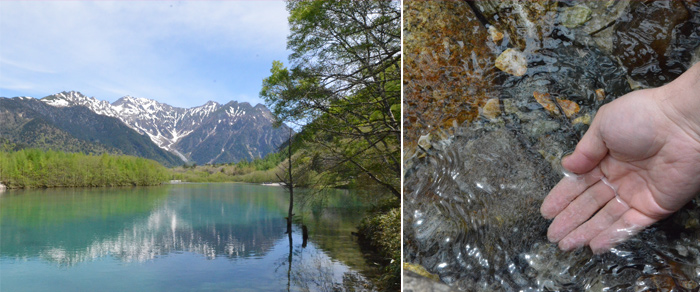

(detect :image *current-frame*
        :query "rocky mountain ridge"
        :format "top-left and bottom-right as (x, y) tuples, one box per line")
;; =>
(10, 91), (289, 165)
(0, 96), (183, 166)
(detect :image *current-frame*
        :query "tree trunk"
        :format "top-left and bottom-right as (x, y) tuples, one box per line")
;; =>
(286, 230), (292, 292)
(286, 128), (294, 234)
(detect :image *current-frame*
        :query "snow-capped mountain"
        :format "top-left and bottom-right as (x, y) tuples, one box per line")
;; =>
(41, 91), (290, 165)
(0, 96), (183, 167)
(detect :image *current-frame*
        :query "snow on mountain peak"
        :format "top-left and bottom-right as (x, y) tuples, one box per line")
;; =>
(226, 106), (245, 119)
(42, 91), (96, 108)
(36, 91), (280, 163)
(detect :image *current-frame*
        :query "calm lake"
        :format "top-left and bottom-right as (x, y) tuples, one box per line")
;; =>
(0, 183), (380, 291)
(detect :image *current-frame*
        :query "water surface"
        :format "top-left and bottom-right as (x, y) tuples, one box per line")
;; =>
(1, 183), (377, 291)
(403, 1), (700, 291)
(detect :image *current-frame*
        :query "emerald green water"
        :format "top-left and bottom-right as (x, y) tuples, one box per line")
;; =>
(0, 183), (378, 291)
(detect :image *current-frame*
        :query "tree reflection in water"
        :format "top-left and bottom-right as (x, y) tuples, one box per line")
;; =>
(278, 226), (374, 292)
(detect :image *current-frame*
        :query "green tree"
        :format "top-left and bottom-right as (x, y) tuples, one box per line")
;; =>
(261, 0), (400, 197)
(0, 149), (168, 189)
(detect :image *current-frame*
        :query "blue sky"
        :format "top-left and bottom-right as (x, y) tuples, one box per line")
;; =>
(0, 1), (290, 108)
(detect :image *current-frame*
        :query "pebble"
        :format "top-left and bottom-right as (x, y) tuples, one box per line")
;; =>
(495, 48), (527, 76)
(533, 91), (580, 118)
(417, 134), (432, 150)
(558, 99), (580, 118)
(595, 88), (606, 101)
(572, 114), (592, 125)
(481, 98), (501, 119)
(488, 26), (504, 42)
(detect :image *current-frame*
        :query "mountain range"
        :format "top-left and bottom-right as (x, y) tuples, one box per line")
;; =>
(0, 91), (291, 166)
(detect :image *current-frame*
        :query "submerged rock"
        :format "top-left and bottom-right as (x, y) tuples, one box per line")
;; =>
(613, 0), (700, 88)
(403, 270), (459, 292)
(569, 0), (631, 35)
(532, 91), (580, 118)
(560, 4), (592, 28)
(403, 1), (498, 154)
(473, 0), (558, 51)
(480, 98), (501, 120)
(488, 26), (504, 43)
(495, 48), (528, 76)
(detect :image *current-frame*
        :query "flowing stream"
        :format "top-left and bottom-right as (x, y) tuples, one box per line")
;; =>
(404, 1), (700, 291)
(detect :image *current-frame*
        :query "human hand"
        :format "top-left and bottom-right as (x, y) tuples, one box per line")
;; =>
(540, 69), (700, 254)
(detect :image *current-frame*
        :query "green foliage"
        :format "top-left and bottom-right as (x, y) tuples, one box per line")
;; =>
(260, 0), (401, 197)
(235, 151), (285, 171)
(358, 207), (401, 290)
(0, 149), (168, 188)
(169, 151), (286, 183)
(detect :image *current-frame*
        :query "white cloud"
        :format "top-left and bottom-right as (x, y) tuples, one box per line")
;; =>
(0, 1), (290, 107)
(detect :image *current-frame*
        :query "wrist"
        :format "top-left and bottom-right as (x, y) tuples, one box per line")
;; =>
(656, 62), (700, 144)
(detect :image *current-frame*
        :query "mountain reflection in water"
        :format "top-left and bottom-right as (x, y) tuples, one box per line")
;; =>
(0, 184), (376, 292)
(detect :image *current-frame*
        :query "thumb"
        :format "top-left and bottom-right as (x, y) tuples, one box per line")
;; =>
(563, 119), (608, 174)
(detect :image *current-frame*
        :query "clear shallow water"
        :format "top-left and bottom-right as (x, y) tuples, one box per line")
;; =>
(403, 1), (700, 291)
(0, 183), (376, 292)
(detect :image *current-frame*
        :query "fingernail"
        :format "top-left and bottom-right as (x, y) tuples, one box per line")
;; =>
(561, 150), (574, 160)
(591, 246), (608, 255)
(560, 151), (578, 173)
(558, 239), (571, 251)
(547, 230), (561, 243)
(540, 206), (554, 219)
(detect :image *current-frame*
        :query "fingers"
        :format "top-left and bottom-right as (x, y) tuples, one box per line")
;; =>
(555, 196), (657, 254)
(588, 209), (657, 254)
(562, 113), (609, 174)
(540, 167), (604, 219)
(546, 180), (616, 242)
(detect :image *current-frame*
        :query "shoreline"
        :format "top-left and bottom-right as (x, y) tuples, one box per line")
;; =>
(261, 182), (284, 187)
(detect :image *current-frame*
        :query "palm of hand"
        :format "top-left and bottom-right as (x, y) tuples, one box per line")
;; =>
(541, 89), (700, 253)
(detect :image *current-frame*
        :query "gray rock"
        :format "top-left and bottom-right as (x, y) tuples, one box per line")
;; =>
(403, 271), (460, 292)
(576, 0), (630, 35)
(560, 5), (592, 28)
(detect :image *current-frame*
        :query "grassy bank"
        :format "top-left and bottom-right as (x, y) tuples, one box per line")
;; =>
(0, 148), (168, 188)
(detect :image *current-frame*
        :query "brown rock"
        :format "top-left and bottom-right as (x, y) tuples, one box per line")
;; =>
(473, 0), (558, 51)
(403, 0), (498, 152)
(533, 91), (557, 113)
(595, 88), (605, 101)
(481, 98), (501, 119)
(558, 99), (580, 118)
(488, 26), (504, 42)
(635, 274), (677, 292)
(613, 0), (695, 87)
(572, 114), (592, 125)
(533, 91), (580, 117)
